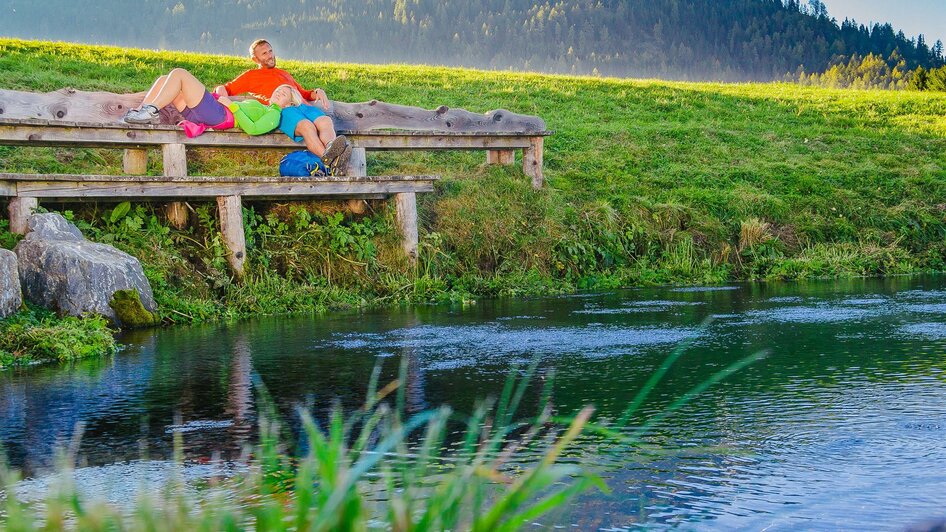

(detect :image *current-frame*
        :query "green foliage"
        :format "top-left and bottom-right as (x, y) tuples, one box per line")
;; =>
(796, 51), (946, 92)
(0, 218), (22, 250)
(0, 306), (117, 369)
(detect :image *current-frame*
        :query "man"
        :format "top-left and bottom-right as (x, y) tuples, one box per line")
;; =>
(215, 39), (350, 173)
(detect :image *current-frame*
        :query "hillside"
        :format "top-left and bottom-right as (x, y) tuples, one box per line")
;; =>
(1, 0), (943, 81)
(1, 38), (946, 321)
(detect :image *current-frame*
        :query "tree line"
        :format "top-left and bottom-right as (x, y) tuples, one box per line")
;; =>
(2, 0), (943, 83)
(794, 52), (946, 91)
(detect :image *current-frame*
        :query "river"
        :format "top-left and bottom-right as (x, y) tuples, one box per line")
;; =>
(3, 276), (946, 529)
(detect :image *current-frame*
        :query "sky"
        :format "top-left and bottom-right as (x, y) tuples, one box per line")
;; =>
(820, 0), (946, 46)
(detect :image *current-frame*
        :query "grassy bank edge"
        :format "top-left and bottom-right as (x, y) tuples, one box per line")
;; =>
(0, 305), (117, 370)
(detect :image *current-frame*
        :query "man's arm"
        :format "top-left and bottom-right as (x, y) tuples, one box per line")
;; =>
(308, 88), (330, 110)
(214, 85), (230, 97)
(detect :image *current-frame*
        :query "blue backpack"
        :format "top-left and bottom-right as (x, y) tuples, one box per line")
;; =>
(279, 150), (329, 177)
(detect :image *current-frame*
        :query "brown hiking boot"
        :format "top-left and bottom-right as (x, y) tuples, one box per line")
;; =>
(322, 135), (348, 166)
(329, 144), (353, 176)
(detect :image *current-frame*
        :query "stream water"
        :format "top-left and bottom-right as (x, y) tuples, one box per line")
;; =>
(3, 276), (946, 529)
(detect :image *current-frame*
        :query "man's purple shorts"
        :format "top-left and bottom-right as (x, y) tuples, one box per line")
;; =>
(181, 90), (228, 127)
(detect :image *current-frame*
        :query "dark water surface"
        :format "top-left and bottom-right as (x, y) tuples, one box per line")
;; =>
(4, 276), (946, 529)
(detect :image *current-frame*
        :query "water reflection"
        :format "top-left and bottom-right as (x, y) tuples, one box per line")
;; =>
(2, 276), (946, 529)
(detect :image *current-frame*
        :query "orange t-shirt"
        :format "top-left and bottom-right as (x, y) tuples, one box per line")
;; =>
(222, 68), (314, 105)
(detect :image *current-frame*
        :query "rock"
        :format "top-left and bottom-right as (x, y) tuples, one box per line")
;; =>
(0, 249), (22, 318)
(14, 213), (156, 323)
(109, 289), (160, 328)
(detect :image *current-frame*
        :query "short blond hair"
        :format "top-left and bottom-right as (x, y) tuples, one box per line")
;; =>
(249, 39), (270, 56)
(273, 84), (304, 106)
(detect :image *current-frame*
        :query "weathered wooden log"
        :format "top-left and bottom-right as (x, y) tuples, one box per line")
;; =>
(123, 148), (148, 175)
(523, 137), (545, 189)
(8, 197), (38, 235)
(0, 88), (184, 124)
(162, 144), (189, 228)
(217, 195), (246, 279)
(394, 192), (418, 264)
(487, 149), (515, 165)
(0, 88), (546, 133)
(329, 101), (546, 133)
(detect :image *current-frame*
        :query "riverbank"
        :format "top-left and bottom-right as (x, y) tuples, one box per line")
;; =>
(1, 38), (945, 326)
(0, 305), (116, 369)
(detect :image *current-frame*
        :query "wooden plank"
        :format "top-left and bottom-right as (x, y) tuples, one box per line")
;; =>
(349, 147), (367, 177)
(486, 149), (515, 165)
(0, 122), (541, 149)
(8, 197), (38, 235)
(394, 192), (418, 264)
(123, 148), (148, 175)
(0, 118), (551, 136)
(523, 136), (545, 189)
(12, 180), (436, 199)
(217, 195), (246, 279)
(162, 143), (189, 228)
(0, 173), (439, 183)
(5, 194), (392, 204)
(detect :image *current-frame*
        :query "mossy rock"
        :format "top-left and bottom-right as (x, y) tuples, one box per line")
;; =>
(109, 289), (160, 328)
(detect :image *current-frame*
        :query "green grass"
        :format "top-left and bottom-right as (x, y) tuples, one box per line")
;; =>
(0, 305), (117, 369)
(2, 38), (946, 322)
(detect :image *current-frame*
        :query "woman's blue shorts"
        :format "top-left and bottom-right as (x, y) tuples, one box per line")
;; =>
(279, 104), (328, 142)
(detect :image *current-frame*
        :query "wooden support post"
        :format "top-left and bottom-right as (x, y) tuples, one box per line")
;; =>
(394, 192), (418, 264)
(523, 136), (544, 189)
(8, 197), (38, 235)
(216, 195), (246, 279)
(346, 199), (368, 215)
(348, 146), (367, 177)
(162, 143), (189, 229)
(122, 148), (148, 175)
(486, 149), (515, 165)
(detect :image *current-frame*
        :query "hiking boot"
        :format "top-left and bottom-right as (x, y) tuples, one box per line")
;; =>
(123, 104), (161, 125)
(322, 135), (348, 166)
(329, 144), (353, 176)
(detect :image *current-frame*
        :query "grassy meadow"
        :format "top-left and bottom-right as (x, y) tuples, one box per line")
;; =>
(1, 38), (946, 322)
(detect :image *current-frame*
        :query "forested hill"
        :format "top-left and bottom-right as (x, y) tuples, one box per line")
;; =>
(3, 0), (944, 81)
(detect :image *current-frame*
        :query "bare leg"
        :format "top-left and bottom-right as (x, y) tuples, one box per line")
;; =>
(141, 75), (169, 103)
(295, 120), (327, 157)
(313, 116), (336, 147)
(140, 68), (208, 112)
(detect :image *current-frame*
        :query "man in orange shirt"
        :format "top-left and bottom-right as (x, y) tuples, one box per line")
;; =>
(214, 39), (329, 107)
(215, 39), (350, 173)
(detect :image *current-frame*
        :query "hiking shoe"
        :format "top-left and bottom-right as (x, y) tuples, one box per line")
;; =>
(123, 104), (161, 125)
(329, 144), (353, 176)
(322, 135), (348, 166)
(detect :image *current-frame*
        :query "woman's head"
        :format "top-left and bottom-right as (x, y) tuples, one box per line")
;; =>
(271, 84), (303, 107)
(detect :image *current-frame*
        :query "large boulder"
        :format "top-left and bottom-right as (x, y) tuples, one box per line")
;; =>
(14, 213), (156, 322)
(0, 249), (22, 318)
